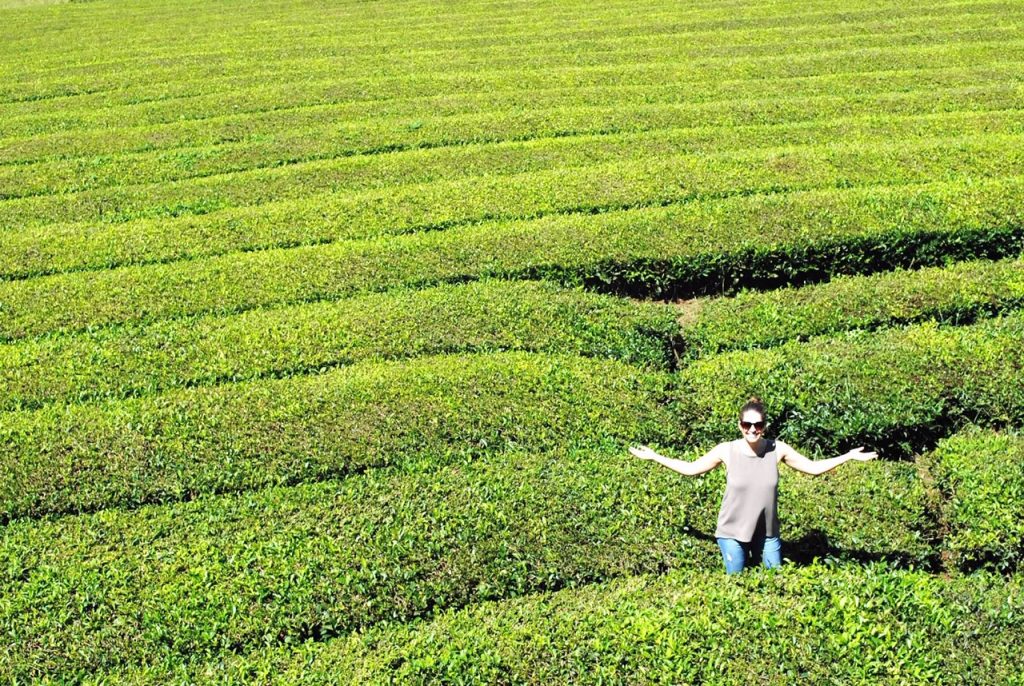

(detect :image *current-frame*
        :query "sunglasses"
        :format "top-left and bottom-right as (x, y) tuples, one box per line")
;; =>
(739, 421), (765, 432)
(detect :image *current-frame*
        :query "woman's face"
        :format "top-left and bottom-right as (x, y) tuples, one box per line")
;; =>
(738, 410), (765, 443)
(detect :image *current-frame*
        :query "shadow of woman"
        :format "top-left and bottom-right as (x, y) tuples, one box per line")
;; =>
(674, 523), (938, 571)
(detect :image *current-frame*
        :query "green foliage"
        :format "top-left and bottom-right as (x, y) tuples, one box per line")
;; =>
(683, 256), (1024, 356)
(6, 103), (1024, 234)
(924, 427), (1024, 572)
(86, 564), (1024, 685)
(0, 352), (678, 520)
(4, 176), (1024, 340)
(675, 312), (1024, 454)
(4, 21), (1019, 148)
(0, 280), (678, 411)
(4, 0), (1024, 681)
(0, 448), (929, 679)
(2, 82), (1021, 201)
(6, 131), (1024, 279)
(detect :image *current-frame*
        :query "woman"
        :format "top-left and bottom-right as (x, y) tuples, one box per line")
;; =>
(629, 397), (877, 574)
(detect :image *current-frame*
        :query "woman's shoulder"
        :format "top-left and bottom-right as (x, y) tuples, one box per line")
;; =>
(714, 440), (739, 460)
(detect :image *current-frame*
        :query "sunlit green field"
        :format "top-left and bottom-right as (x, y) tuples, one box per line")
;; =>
(1, 0), (1023, 682)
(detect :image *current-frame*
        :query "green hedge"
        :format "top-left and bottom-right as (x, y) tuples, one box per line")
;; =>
(0, 447), (929, 680)
(682, 256), (1024, 357)
(6, 125), (1023, 238)
(5, 19), (1017, 134)
(4, 3), (1009, 110)
(922, 427), (1024, 572)
(4, 63), (1017, 168)
(6, 308), (1018, 523)
(675, 312), (1024, 455)
(4, 176), (1024, 340)
(8, 130), (1024, 282)
(0, 280), (677, 412)
(6, 15), (1011, 138)
(0, 352), (679, 520)
(5, 75), (1021, 201)
(99, 563), (1023, 686)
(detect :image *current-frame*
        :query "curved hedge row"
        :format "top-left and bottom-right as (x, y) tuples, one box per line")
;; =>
(682, 255), (1024, 356)
(4, 63), (1017, 166)
(8, 113), (1024, 281)
(3, 0), (995, 69)
(4, 3), (1009, 108)
(5, 125), (1022, 235)
(3, 175), (1023, 340)
(6, 16), (1013, 139)
(3, 308), (1021, 524)
(0, 280), (677, 412)
(4, 76), (1021, 201)
(675, 312), (1024, 454)
(922, 427), (1024, 572)
(102, 563), (1021, 685)
(3, 255), (1020, 416)
(5, 22), (1018, 128)
(0, 352), (680, 521)
(0, 447), (928, 680)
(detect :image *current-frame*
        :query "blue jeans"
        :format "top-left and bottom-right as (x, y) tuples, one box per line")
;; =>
(717, 536), (782, 574)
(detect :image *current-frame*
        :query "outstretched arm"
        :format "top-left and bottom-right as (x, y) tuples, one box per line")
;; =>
(629, 444), (724, 476)
(779, 441), (878, 476)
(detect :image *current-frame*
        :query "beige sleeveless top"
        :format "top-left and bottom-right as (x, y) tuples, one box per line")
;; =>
(714, 439), (780, 542)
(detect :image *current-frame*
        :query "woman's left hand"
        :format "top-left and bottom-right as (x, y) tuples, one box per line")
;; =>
(844, 447), (878, 461)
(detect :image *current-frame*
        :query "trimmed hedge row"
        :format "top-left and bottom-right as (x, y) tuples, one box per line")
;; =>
(5, 112), (1023, 232)
(2, 0), (993, 63)
(7, 99), (1023, 204)
(5, 16), (1017, 121)
(3, 254), (1021, 416)
(3, 175), (1024, 340)
(7, 18), (1011, 123)
(4, 308), (1022, 524)
(7, 20), (1014, 115)
(4, 63), (1019, 167)
(675, 312), (1024, 454)
(0, 447), (929, 680)
(682, 255), (1024, 356)
(0, 280), (678, 412)
(0, 352), (680, 521)
(5, 1), (1007, 97)
(99, 563), (1023, 685)
(922, 427), (1024, 572)
(3, 9), (1014, 138)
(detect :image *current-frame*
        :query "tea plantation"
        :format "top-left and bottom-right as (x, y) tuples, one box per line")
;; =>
(1, 0), (1023, 682)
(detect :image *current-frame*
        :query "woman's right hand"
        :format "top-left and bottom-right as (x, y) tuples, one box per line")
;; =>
(629, 445), (660, 460)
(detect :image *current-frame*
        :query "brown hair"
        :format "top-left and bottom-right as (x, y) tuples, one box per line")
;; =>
(739, 396), (766, 421)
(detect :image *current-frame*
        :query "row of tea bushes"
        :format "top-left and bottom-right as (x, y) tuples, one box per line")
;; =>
(6, 76), (1022, 201)
(0, 280), (678, 412)
(5, 1), (1009, 107)
(6, 19), (1017, 131)
(676, 312), (1024, 453)
(923, 428), (1024, 572)
(100, 562), (1020, 685)
(682, 255), (1024, 356)
(0, 352), (678, 521)
(9, 141), (1024, 282)
(0, 447), (929, 680)
(3, 0), (997, 66)
(3, 253), (1021, 413)
(5, 62), (1018, 166)
(4, 175), (1024, 339)
(4, 309), (1022, 522)
(6, 126), (1023, 237)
